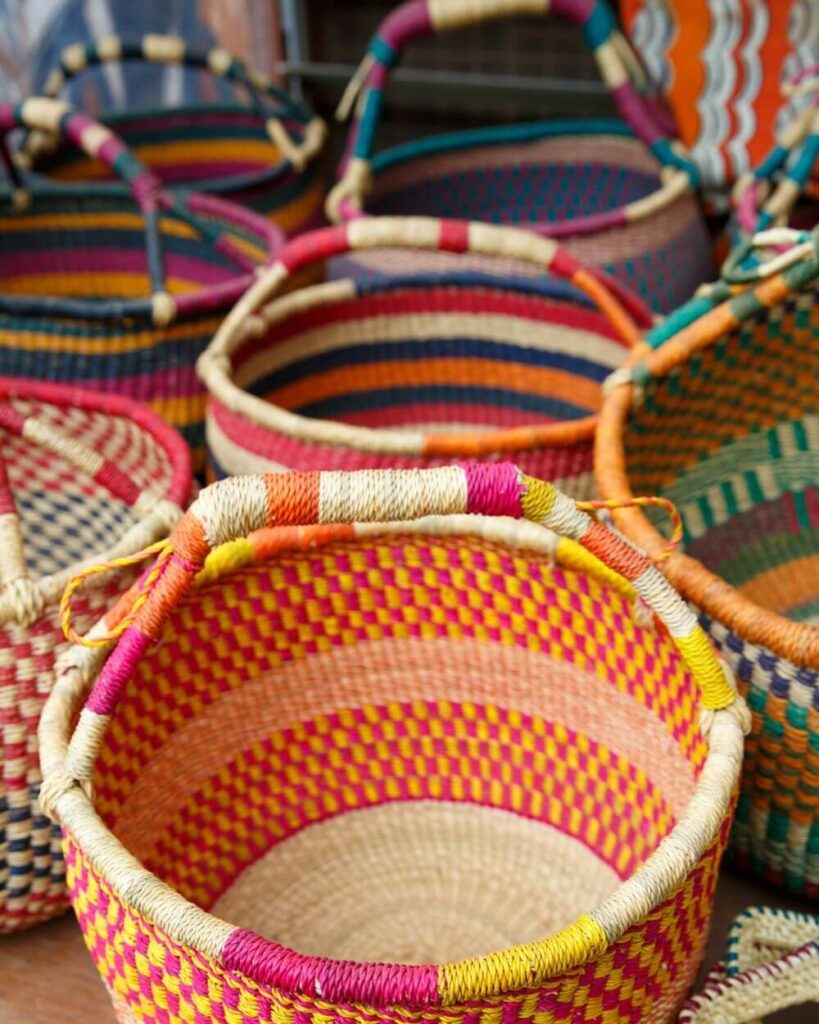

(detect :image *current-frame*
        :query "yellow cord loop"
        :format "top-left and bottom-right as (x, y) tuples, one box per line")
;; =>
(576, 495), (684, 562)
(60, 540), (173, 648)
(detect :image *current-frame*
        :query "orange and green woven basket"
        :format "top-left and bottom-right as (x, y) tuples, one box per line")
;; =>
(597, 225), (819, 896)
(41, 464), (746, 1023)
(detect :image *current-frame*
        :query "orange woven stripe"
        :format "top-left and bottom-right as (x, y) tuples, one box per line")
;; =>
(264, 472), (320, 526)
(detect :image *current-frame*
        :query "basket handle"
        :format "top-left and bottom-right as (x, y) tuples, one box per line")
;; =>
(31, 34), (325, 174)
(678, 908), (819, 1023)
(198, 218), (651, 403)
(60, 463), (738, 789)
(327, 0), (697, 223)
(0, 99), (272, 325)
(732, 100), (819, 235)
(0, 396), (186, 626)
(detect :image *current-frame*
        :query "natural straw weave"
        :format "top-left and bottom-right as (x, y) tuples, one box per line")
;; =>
(40, 464), (746, 1024)
(24, 34), (327, 237)
(596, 226), (819, 895)
(0, 377), (191, 933)
(679, 906), (819, 1022)
(199, 216), (648, 497)
(326, 0), (712, 314)
(0, 98), (281, 472)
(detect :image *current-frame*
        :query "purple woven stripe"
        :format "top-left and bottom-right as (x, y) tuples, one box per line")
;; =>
(551, 0), (595, 20)
(4, 247), (237, 286)
(611, 83), (663, 148)
(383, 0), (431, 49)
(68, 367), (201, 403)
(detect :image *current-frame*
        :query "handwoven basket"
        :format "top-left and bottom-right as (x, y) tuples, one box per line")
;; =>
(40, 464), (745, 1024)
(0, 376), (191, 933)
(23, 34), (327, 237)
(679, 906), (819, 1022)
(0, 98), (281, 471)
(596, 226), (819, 895)
(198, 216), (648, 497)
(326, 0), (713, 314)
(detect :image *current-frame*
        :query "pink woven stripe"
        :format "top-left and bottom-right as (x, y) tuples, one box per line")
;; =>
(93, 461), (142, 506)
(76, 367), (200, 403)
(464, 463), (522, 517)
(0, 402), (27, 436)
(3, 248), (236, 287)
(381, 0), (431, 49)
(325, 403), (566, 430)
(86, 627), (153, 715)
(611, 82), (662, 148)
(278, 225), (349, 272)
(223, 930), (440, 1007)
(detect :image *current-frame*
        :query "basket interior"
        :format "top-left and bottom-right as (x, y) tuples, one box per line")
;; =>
(231, 278), (631, 433)
(3, 396), (173, 576)
(622, 283), (819, 625)
(0, 193), (252, 302)
(369, 132), (662, 226)
(31, 108), (298, 187)
(93, 533), (706, 965)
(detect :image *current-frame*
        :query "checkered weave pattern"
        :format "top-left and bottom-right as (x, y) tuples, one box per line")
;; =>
(29, 35), (326, 238)
(42, 465), (744, 1022)
(0, 379), (191, 932)
(327, 0), (713, 314)
(0, 99), (281, 473)
(200, 218), (646, 498)
(596, 232), (819, 895)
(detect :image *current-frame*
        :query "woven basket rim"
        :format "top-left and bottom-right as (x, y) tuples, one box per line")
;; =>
(0, 375), (191, 619)
(41, 466), (745, 1010)
(595, 257), (819, 670)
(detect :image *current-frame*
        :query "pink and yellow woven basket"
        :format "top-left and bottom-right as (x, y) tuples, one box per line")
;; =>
(41, 464), (746, 1023)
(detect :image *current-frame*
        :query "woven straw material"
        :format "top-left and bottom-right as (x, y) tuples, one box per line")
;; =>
(40, 464), (745, 1023)
(596, 240), (819, 895)
(200, 218), (646, 497)
(0, 100), (281, 473)
(333, 132), (712, 315)
(0, 380), (191, 933)
(28, 35), (327, 238)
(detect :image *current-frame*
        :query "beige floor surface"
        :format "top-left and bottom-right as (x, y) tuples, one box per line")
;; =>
(0, 865), (812, 1023)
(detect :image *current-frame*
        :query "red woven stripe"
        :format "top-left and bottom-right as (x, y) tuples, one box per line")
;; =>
(93, 461), (142, 507)
(0, 403), (27, 437)
(278, 225), (350, 272)
(438, 220), (470, 253)
(0, 457), (16, 516)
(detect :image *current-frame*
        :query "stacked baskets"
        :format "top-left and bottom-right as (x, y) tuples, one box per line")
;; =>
(0, 97), (281, 470)
(0, 377), (191, 933)
(40, 465), (746, 1023)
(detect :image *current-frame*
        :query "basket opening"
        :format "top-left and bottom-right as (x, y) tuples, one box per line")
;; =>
(2, 397), (173, 576)
(0, 196), (249, 303)
(369, 133), (661, 228)
(622, 287), (819, 624)
(232, 280), (630, 434)
(93, 534), (706, 966)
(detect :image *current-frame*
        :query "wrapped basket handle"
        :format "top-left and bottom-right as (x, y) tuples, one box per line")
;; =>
(679, 908), (819, 1022)
(61, 463), (739, 776)
(31, 34), (325, 174)
(0, 99), (275, 325)
(0, 386), (190, 628)
(327, 0), (697, 224)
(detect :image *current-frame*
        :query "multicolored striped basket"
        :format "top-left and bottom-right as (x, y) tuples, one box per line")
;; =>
(22, 34), (327, 237)
(596, 225), (819, 896)
(40, 464), (746, 1024)
(0, 376), (191, 934)
(0, 97), (281, 471)
(326, 0), (713, 314)
(679, 906), (819, 1022)
(198, 216), (649, 497)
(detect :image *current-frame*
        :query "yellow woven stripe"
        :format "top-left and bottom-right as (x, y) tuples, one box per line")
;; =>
(555, 537), (637, 602)
(439, 913), (608, 1004)
(2, 272), (202, 297)
(147, 394), (206, 428)
(198, 538), (255, 585)
(1, 210), (201, 238)
(520, 477), (557, 523)
(674, 627), (734, 710)
(6, 315), (217, 354)
(273, 177), (325, 232)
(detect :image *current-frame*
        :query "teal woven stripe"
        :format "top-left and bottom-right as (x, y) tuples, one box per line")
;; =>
(369, 35), (396, 66)
(370, 119), (634, 172)
(582, 1), (616, 50)
(701, 525), (819, 592)
(354, 87), (384, 160)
